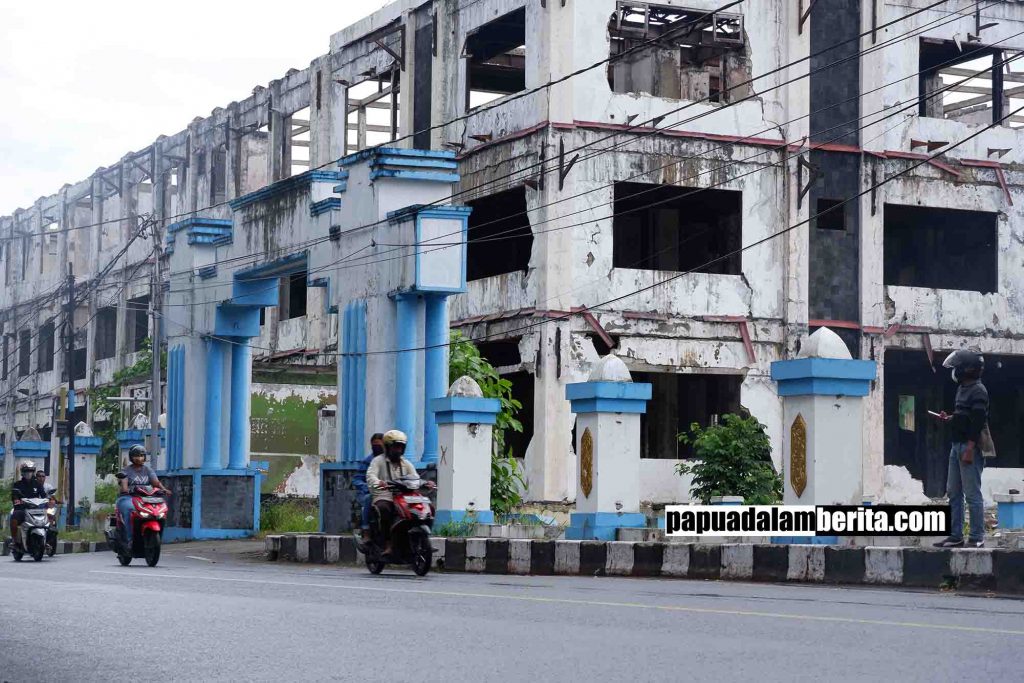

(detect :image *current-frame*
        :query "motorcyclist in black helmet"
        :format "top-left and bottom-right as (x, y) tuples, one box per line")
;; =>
(9, 461), (47, 546)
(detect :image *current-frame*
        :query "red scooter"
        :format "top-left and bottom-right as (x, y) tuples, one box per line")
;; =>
(105, 482), (169, 567)
(362, 477), (435, 576)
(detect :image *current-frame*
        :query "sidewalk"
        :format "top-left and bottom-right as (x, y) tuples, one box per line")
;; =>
(265, 534), (1024, 595)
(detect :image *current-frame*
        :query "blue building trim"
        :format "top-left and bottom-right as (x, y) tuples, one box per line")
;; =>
(228, 341), (251, 470)
(229, 170), (344, 211)
(157, 468), (261, 541)
(310, 197), (342, 217)
(115, 429), (166, 450)
(197, 264), (218, 280)
(215, 304), (261, 338)
(428, 396), (502, 425)
(413, 211), (469, 294)
(167, 346), (186, 470)
(394, 293), (420, 459)
(565, 382), (652, 415)
(422, 295), (448, 463)
(12, 441), (52, 455)
(369, 169), (460, 183)
(339, 147), (457, 168)
(564, 512), (647, 541)
(341, 300), (367, 463)
(60, 436), (103, 456)
(203, 339), (226, 469)
(230, 278), (279, 308)
(235, 251), (307, 280)
(771, 358), (877, 397)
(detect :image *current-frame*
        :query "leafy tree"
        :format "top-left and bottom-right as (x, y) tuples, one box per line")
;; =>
(675, 413), (781, 505)
(448, 331), (525, 515)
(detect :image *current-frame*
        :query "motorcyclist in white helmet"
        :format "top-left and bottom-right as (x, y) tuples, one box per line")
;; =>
(365, 430), (434, 556)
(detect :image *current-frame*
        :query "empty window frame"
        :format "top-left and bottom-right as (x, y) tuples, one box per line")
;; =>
(95, 306), (118, 360)
(280, 272), (308, 321)
(287, 106), (311, 177)
(41, 220), (59, 274)
(37, 320), (55, 372)
(211, 146), (227, 204)
(465, 7), (527, 111)
(919, 39), (1024, 127)
(1, 333), (9, 379)
(18, 329), (31, 377)
(128, 295), (149, 353)
(883, 204), (997, 293)
(634, 372), (743, 459)
(466, 186), (533, 281)
(608, 3), (748, 102)
(346, 72), (401, 154)
(612, 182), (742, 274)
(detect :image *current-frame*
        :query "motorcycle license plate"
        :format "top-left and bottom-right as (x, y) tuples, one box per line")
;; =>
(404, 496), (429, 504)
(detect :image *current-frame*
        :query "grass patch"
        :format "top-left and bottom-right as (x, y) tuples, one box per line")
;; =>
(260, 498), (319, 534)
(59, 529), (107, 543)
(435, 519), (477, 537)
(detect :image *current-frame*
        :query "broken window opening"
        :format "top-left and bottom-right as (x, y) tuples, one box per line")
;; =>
(587, 332), (620, 357)
(634, 371), (743, 459)
(613, 182), (742, 275)
(476, 338), (523, 369)
(240, 124), (271, 195)
(18, 329), (31, 377)
(37, 320), (55, 373)
(814, 198), (846, 231)
(95, 306), (118, 361)
(502, 370), (534, 460)
(466, 186), (532, 282)
(884, 204), (997, 294)
(608, 3), (749, 103)
(1, 333), (9, 380)
(465, 7), (527, 111)
(211, 147), (227, 204)
(287, 106), (311, 177)
(919, 39), (1024, 127)
(40, 221), (59, 275)
(280, 271), (308, 321)
(128, 295), (150, 353)
(346, 73), (401, 155)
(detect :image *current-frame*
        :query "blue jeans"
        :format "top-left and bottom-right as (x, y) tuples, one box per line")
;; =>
(116, 496), (135, 546)
(947, 442), (985, 542)
(358, 492), (372, 530)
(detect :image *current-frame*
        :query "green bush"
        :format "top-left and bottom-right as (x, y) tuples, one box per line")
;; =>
(449, 331), (526, 513)
(94, 482), (118, 505)
(675, 413), (782, 505)
(260, 498), (319, 533)
(0, 478), (12, 517)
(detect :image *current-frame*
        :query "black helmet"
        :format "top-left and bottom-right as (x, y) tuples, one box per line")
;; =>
(128, 444), (148, 461)
(942, 349), (984, 381)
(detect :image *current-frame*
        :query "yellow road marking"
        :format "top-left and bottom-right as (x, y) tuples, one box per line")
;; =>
(87, 570), (1024, 637)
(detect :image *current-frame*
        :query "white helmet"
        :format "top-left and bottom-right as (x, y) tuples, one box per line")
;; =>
(382, 430), (408, 447)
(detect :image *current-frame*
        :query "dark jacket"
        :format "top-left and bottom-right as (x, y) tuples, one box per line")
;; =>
(352, 453), (376, 496)
(11, 479), (48, 508)
(951, 380), (988, 444)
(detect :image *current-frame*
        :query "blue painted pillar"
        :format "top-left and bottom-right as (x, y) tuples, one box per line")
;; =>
(422, 294), (448, 464)
(394, 293), (419, 457)
(228, 339), (251, 469)
(203, 338), (227, 470)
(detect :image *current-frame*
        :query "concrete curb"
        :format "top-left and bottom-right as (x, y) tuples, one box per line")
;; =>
(2, 539), (109, 557)
(264, 535), (1024, 594)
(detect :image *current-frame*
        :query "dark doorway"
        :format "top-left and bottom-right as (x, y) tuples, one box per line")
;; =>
(466, 187), (532, 281)
(633, 372), (743, 459)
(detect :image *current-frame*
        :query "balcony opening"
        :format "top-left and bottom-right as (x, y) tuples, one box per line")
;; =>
(608, 3), (748, 102)
(346, 72), (401, 154)
(280, 272), (308, 321)
(477, 338), (522, 369)
(502, 370), (534, 461)
(613, 182), (742, 274)
(287, 106), (311, 177)
(95, 306), (118, 360)
(919, 39), (1024, 127)
(634, 371), (743, 459)
(41, 220), (59, 274)
(465, 7), (527, 111)
(37, 320), (55, 372)
(814, 198), (846, 231)
(1, 333), (10, 379)
(884, 204), (997, 293)
(18, 329), (31, 377)
(466, 186), (532, 281)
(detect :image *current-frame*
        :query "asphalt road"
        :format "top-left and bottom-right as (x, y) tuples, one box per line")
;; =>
(1, 540), (1022, 682)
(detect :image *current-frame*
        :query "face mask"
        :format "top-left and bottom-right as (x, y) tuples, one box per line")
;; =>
(371, 444), (384, 456)
(387, 448), (403, 462)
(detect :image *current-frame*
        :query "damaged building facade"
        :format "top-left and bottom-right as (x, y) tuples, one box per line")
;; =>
(2, 0), (1023, 504)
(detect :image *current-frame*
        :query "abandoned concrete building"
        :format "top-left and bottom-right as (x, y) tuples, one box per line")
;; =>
(2, 0), (1023, 505)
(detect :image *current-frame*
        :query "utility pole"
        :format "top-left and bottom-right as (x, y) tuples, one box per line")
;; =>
(148, 217), (163, 467)
(64, 263), (76, 526)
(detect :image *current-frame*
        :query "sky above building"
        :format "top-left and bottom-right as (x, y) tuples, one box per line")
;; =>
(0, 0), (391, 214)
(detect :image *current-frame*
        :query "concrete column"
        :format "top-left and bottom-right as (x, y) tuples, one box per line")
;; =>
(422, 294), (448, 464)
(564, 355), (651, 541)
(228, 340), (251, 469)
(202, 338), (227, 469)
(430, 376), (501, 526)
(770, 328), (876, 505)
(394, 293), (419, 458)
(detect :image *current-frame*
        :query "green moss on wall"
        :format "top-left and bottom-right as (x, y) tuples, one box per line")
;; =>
(250, 390), (335, 455)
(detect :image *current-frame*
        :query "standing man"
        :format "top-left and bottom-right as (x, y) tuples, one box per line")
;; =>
(353, 433), (385, 543)
(933, 350), (990, 548)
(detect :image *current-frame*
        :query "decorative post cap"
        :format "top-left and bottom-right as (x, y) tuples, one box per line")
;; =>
(430, 376), (501, 425)
(588, 354), (633, 382)
(567, 355), (651, 414)
(448, 375), (484, 398)
(798, 327), (853, 360)
(771, 328), (876, 397)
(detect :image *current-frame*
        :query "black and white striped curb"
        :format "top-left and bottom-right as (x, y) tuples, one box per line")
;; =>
(265, 535), (1024, 594)
(2, 539), (109, 556)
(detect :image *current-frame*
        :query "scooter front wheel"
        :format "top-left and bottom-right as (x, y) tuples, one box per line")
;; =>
(11, 548), (24, 562)
(144, 532), (161, 567)
(29, 535), (45, 562)
(412, 538), (432, 576)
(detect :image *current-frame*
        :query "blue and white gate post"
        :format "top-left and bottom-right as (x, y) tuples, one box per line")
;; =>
(565, 355), (652, 541)
(430, 376), (501, 526)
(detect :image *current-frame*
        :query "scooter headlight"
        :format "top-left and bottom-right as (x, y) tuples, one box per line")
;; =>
(137, 510), (151, 519)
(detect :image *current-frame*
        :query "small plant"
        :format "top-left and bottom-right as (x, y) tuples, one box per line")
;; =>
(94, 481), (118, 505)
(675, 413), (782, 505)
(491, 453), (526, 517)
(260, 498), (319, 534)
(0, 478), (12, 517)
(435, 519), (477, 537)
